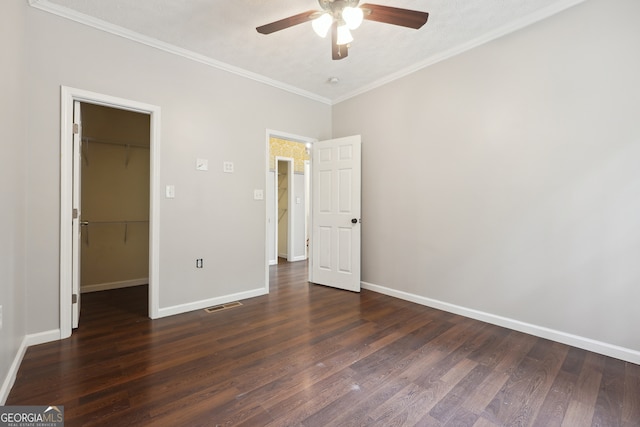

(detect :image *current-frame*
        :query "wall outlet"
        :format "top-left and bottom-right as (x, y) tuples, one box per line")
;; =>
(223, 161), (234, 173)
(196, 259), (203, 268)
(254, 189), (264, 200)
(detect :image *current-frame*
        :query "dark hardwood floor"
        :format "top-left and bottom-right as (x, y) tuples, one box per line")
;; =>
(8, 260), (640, 426)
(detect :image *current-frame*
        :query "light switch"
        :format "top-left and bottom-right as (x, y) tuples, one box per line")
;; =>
(254, 189), (264, 200)
(165, 185), (175, 198)
(196, 158), (208, 171)
(223, 161), (234, 173)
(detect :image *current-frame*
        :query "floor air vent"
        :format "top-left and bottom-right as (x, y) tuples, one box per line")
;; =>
(204, 301), (243, 313)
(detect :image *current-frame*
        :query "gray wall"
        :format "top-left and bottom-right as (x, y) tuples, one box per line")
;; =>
(0, 0), (28, 402)
(23, 4), (331, 333)
(333, 0), (640, 354)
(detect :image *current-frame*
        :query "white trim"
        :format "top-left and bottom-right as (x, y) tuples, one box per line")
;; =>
(29, 0), (584, 106)
(304, 160), (310, 260)
(156, 288), (268, 318)
(81, 278), (148, 293)
(25, 329), (61, 347)
(290, 255), (307, 262)
(362, 281), (640, 365)
(0, 329), (61, 404)
(333, 0), (587, 104)
(0, 338), (28, 405)
(28, 0), (331, 106)
(149, 106), (161, 319)
(60, 86), (161, 339)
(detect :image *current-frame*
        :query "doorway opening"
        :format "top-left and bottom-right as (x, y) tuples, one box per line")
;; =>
(265, 131), (315, 285)
(60, 86), (161, 339)
(78, 103), (150, 318)
(276, 158), (293, 261)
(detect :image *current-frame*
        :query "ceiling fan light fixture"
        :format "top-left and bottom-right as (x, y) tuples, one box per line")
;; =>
(336, 25), (353, 45)
(342, 6), (363, 30)
(312, 13), (332, 38)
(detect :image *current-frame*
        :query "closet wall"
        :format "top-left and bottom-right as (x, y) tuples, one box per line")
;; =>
(80, 103), (150, 292)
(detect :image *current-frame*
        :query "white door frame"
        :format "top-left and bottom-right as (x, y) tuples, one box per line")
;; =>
(60, 86), (161, 338)
(304, 159), (311, 259)
(264, 130), (316, 286)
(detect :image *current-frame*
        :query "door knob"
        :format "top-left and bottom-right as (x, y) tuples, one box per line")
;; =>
(351, 218), (358, 224)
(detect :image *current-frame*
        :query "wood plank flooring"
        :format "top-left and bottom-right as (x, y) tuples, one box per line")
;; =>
(7, 260), (640, 426)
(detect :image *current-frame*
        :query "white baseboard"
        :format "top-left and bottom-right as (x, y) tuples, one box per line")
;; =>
(81, 278), (148, 293)
(0, 338), (27, 405)
(361, 281), (640, 365)
(275, 256), (307, 263)
(269, 259), (278, 266)
(25, 329), (61, 347)
(156, 287), (268, 318)
(1, 329), (60, 404)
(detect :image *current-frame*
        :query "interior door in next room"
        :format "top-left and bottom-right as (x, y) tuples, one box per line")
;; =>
(310, 135), (361, 292)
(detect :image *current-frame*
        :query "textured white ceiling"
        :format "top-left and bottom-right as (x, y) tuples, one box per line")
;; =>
(33, 0), (584, 103)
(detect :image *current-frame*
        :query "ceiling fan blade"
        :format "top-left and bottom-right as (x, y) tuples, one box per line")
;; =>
(256, 10), (318, 34)
(331, 21), (348, 60)
(360, 3), (429, 29)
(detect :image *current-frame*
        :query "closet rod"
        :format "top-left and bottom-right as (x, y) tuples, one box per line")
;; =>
(82, 137), (149, 149)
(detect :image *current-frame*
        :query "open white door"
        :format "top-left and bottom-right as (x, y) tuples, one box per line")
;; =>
(310, 135), (361, 292)
(71, 101), (82, 328)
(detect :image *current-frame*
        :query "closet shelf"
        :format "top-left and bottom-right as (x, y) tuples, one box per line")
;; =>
(80, 220), (148, 245)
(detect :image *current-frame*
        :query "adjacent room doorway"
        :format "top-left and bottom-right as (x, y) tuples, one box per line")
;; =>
(265, 131), (362, 293)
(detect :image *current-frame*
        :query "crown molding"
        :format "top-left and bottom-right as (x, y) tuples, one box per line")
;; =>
(333, 0), (586, 104)
(28, 0), (332, 105)
(29, 0), (586, 107)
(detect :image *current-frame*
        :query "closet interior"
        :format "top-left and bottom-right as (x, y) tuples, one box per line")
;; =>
(80, 103), (150, 294)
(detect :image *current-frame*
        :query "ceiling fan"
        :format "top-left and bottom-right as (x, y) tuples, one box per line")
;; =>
(256, 0), (429, 60)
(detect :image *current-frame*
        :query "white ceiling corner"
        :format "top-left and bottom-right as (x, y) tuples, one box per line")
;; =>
(30, 0), (585, 104)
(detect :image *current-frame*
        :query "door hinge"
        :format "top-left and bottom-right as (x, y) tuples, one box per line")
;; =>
(72, 294), (78, 304)
(73, 123), (79, 134)
(73, 208), (79, 219)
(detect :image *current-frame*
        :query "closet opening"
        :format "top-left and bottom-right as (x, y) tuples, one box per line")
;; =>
(78, 102), (150, 321)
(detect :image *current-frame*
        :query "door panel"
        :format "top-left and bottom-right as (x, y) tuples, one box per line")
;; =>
(310, 135), (361, 292)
